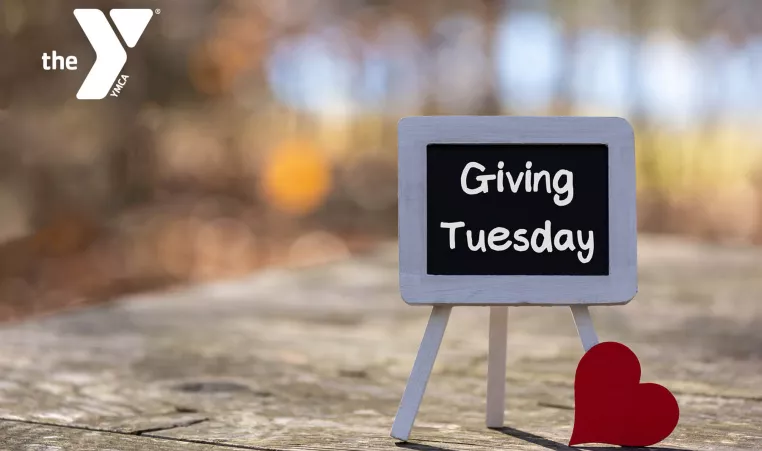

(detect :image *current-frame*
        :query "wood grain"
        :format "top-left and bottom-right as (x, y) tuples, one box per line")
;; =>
(0, 236), (759, 449)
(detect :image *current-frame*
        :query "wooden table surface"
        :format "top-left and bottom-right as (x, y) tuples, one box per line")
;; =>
(0, 236), (760, 450)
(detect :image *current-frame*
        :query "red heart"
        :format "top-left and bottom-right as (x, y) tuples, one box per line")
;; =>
(569, 341), (679, 447)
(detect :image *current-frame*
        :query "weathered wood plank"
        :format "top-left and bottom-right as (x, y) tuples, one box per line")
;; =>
(0, 236), (760, 449)
(0, 420), (229, 450)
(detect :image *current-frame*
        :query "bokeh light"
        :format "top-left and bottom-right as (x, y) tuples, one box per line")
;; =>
(260, 140), (332, 216)
(3, 0), (762, 321)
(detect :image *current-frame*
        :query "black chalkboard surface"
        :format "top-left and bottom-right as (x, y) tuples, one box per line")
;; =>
(426, 143), (609, 276)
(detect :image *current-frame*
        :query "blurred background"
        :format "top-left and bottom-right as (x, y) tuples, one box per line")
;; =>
(0, 0), (761, 321)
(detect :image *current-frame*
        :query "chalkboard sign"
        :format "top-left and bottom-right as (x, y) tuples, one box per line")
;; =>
(427, 143), (609, 276)
(398, 117), (637, 306)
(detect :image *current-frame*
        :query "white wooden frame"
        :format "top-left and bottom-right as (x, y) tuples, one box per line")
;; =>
(398, 116), (637, 306)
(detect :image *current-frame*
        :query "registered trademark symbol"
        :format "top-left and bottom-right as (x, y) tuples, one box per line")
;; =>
(155, 9), (161, 14)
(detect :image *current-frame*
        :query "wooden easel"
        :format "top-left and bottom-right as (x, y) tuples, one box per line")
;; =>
(393, 116), (637, 441)
(390, 305), (599, 441)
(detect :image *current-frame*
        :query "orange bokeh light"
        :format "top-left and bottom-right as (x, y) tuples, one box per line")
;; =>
(260, 141), (332, 216)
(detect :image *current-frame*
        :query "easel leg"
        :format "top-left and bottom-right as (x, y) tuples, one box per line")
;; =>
(391, 305), (452, 441)
(570, 305), (599, 352)
(486, 306), (508, 428)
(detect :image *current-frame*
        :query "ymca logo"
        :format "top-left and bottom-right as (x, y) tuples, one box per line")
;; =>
(41, 9), (155, 100)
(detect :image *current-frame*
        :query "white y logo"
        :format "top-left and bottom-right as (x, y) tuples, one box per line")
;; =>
(73, 9), (153, 100)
